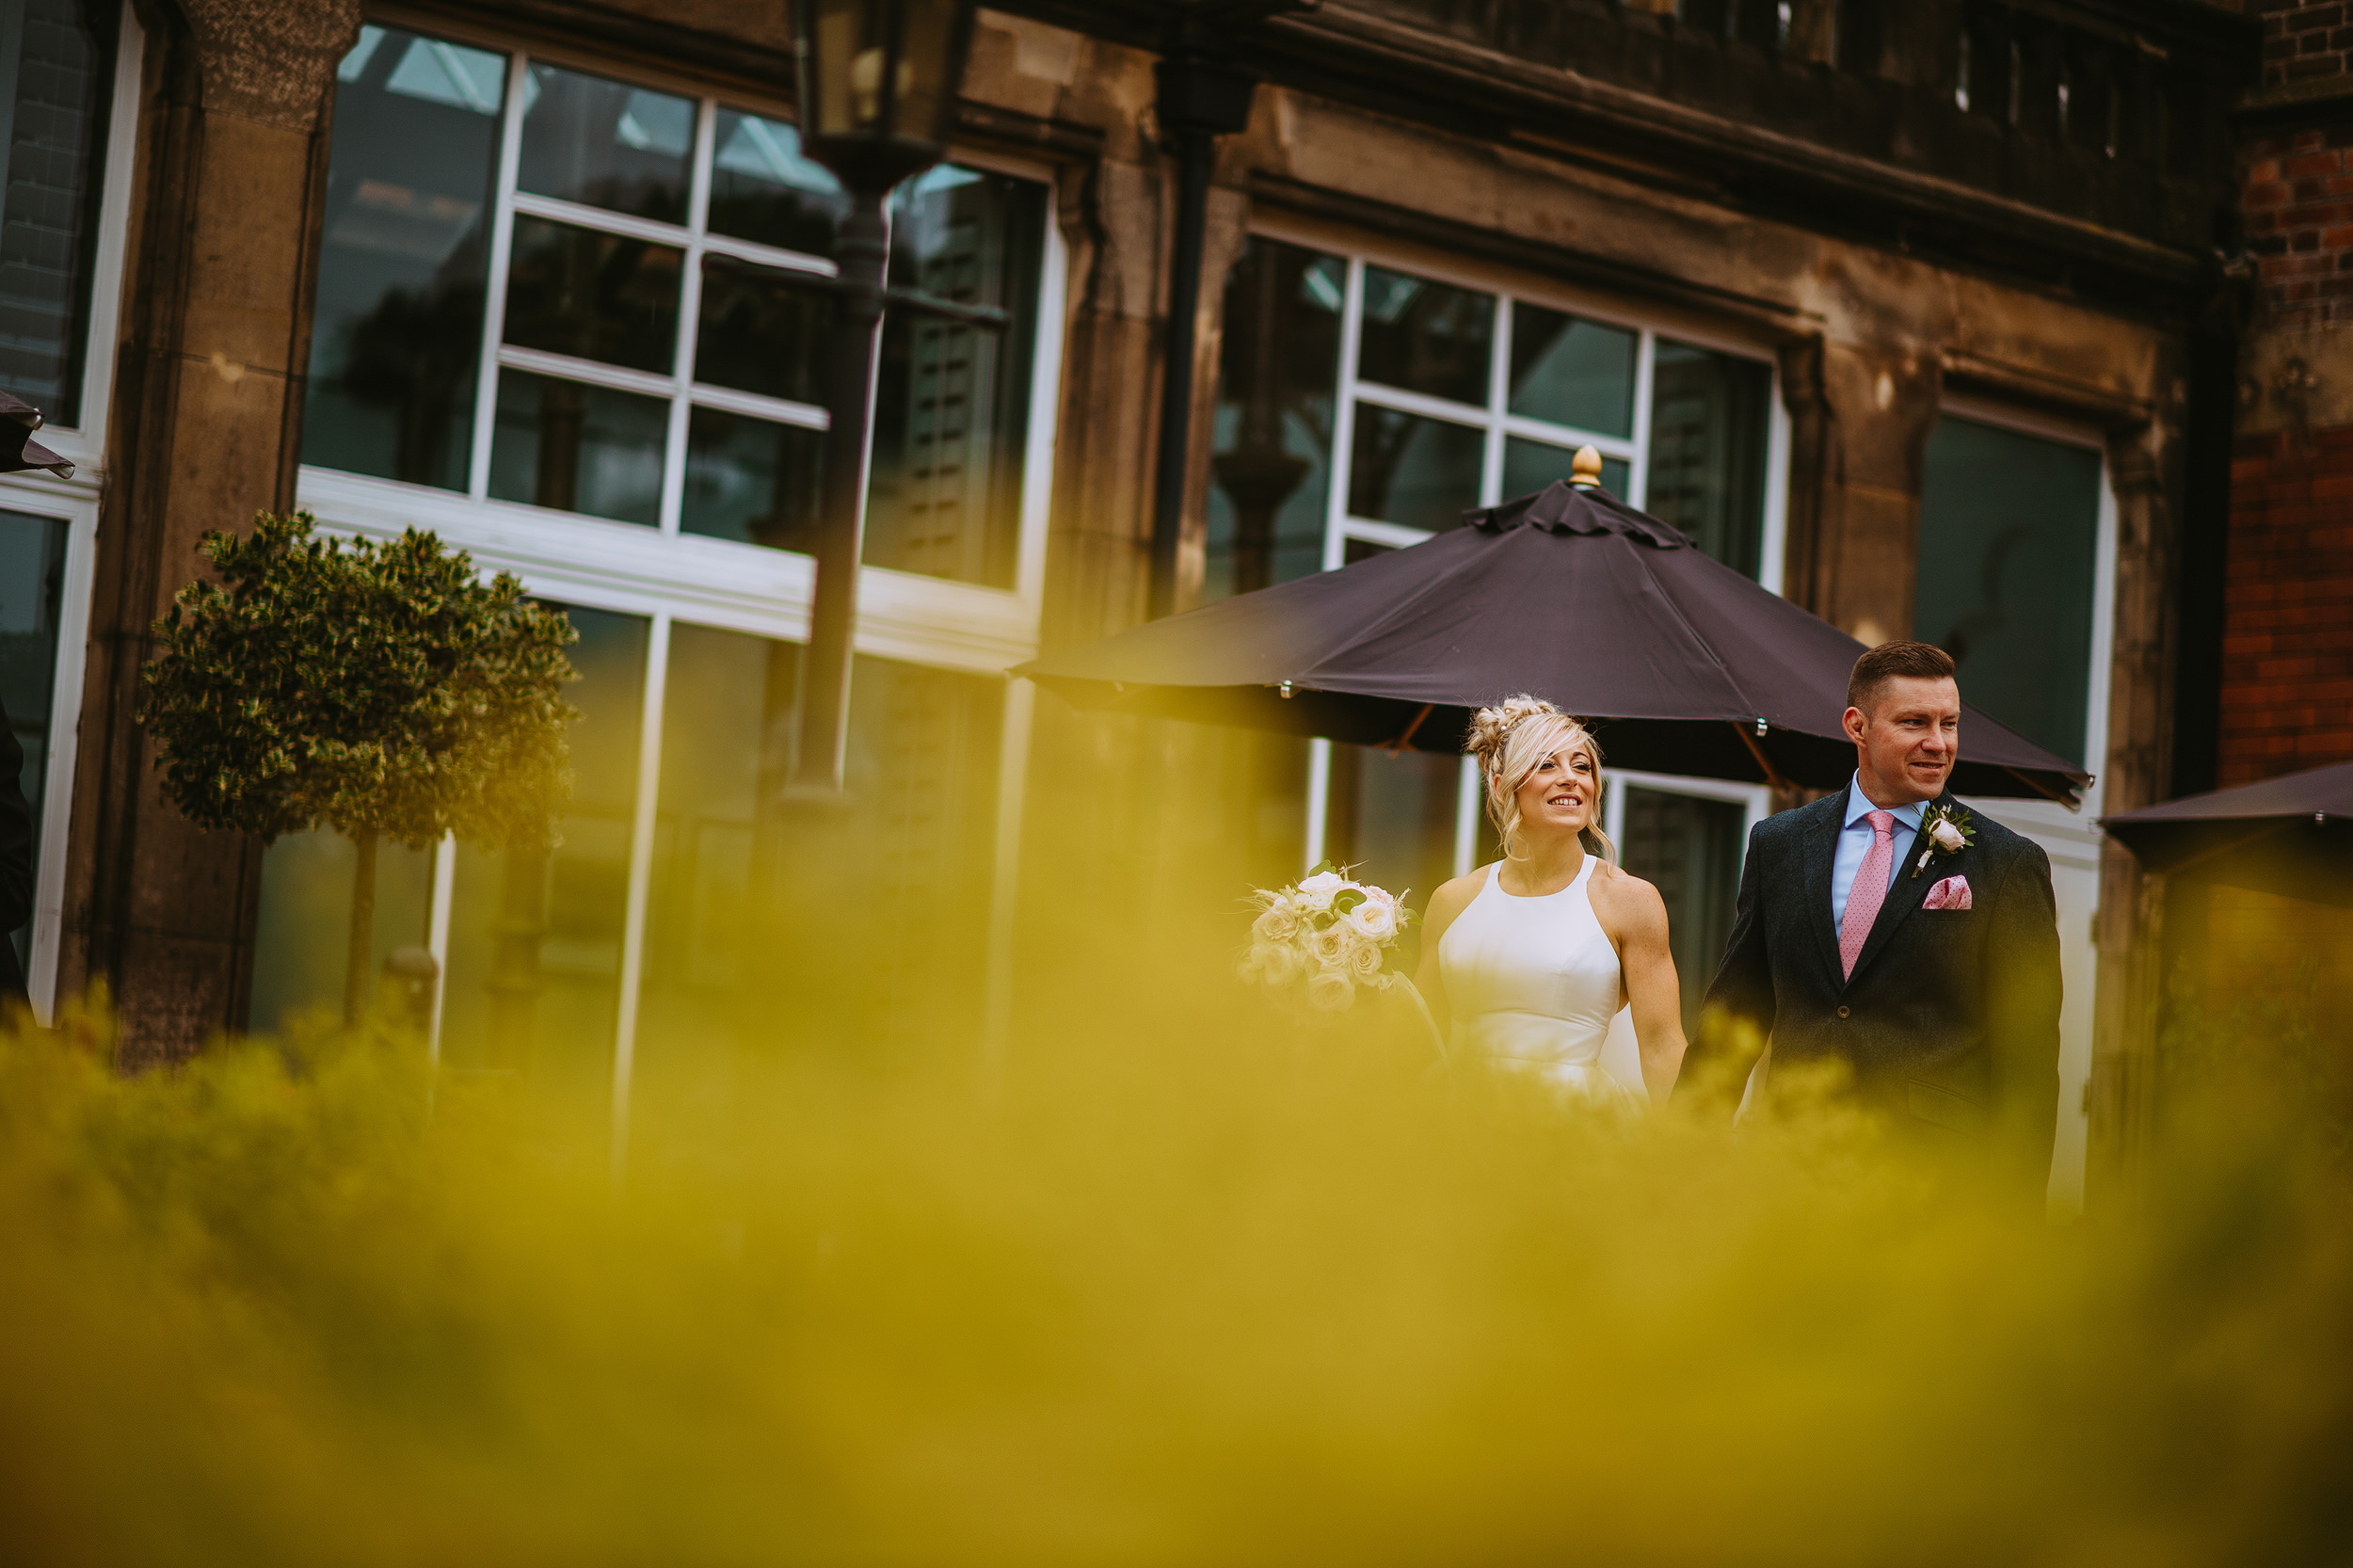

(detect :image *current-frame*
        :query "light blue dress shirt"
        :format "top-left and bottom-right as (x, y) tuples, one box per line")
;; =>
(1830, 773), (1926, 932)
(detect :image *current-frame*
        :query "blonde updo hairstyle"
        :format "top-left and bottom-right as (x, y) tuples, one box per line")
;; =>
(1466, 696), (1617, 866)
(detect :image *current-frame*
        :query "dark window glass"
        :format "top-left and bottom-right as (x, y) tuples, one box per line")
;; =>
(681, 408), (822, 552)
(304, 25), (505, 490)
(861, 166), (1046, 587)
(1644, 340), (1769, 576)
(1321, 744), (1461, 932)
(1503, 436), (1627, 503)
(517, 63), (693, 224)
(1509, 304), (1634, 437)
(636, 630), (1003, 1068)
(1915, 417), (2103, 765)
(249, 827), (433, 1034)
(693, 256), (829, 404)
(1207, 238), (1343, 600)
(488, 369), (666, 524)
(1619, 787), (1745, 1037)
(503, 216), (682, 375)
(0, 0), (113, 425)
(706, 108), (845, 255)
(1348, 405), (1482, 532)
(1356, 265), (1493, 408)
(440, 605), (647, 1103)
(0, 508), (65, 979)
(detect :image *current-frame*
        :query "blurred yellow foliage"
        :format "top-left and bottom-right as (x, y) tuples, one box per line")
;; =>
(0, 956), (2347, 1566)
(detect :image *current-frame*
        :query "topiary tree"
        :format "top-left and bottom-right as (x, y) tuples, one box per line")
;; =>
(142, 511), (577, 1027)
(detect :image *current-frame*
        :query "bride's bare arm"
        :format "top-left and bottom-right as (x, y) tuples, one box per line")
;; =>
(1593, 867), (1688, 1101)
(1413, 868), (1485, 1039)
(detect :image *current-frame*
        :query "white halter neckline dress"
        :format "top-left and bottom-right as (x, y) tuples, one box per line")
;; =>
(1437, 857), (1642, 1108)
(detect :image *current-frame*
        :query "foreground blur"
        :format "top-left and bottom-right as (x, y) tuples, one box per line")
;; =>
(1, 938), (2348, 1565)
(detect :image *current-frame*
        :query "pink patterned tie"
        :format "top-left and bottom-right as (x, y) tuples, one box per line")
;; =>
(1839, 810), (1896, 982)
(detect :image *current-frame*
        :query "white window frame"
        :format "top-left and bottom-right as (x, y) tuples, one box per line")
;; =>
(6, 1), (144, 1021)
(1930, 390), (2120, 1216)
(296, 26), (1068, 1160)
(1244, 216), (1791, 877)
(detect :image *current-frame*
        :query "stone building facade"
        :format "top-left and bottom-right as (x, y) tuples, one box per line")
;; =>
(0, 0), (2275, 1204)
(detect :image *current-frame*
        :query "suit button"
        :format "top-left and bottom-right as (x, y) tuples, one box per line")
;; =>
(1836, 1005), (1850, 1019)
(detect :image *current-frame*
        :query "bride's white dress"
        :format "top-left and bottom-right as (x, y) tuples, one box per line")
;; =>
(1437, 857), (1645, 1107)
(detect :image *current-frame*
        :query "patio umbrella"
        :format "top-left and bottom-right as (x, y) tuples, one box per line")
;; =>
(1016, 460), (2091, 804)
(0, 391), (72, 478)
(2103, 761), (2353, 902)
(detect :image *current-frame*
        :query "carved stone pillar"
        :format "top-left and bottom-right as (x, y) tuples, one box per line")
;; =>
(56, 0), (361, 1064)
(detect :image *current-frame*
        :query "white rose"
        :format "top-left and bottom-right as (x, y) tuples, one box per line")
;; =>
(1343, 899), (1399, 943)
(1253, 901), (1301, 943)
(1346, 937), (1385, 979)
(1256, 941), (1302, 986)
(1929, 817), (1966, 853)
(1306, 924), (1353, 969)
(1305, 969), (1356, 1013)
(1296, 871), (1345, 911)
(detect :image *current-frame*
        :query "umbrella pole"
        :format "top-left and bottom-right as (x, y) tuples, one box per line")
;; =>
(1733, 723), (1797, 794)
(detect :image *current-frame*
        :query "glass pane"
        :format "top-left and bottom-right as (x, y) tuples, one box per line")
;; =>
(1502, 436), (1627, 502)
(693, 256), (829, 405)
(861, 166), (1047, 588)
(503, 216), (682, 375)
(1207, 239), (1343, 600)
(1356, 265), (1494, 408)
(707, 108), (845, 255)
(1321, 743), (1461, 929)
(0, 0), (115, 424)
(248, 828), (433, 1034)
(1618, 787), (1745, 1038)
(1915, 417), (2104, 764)
(1348, 404), (1482, 532)
(681, 407), (822, 552)
(635, 632), (1004, 1083)
(440, 606), (648, 1119)
(304, 25), (505, 490)
(517, 62), (693, 224)
(1508, 304), (1634, 437)
(0, 509), (65, 981)
(1646, 340), (1769, 576)
(488, 370), (666, 525)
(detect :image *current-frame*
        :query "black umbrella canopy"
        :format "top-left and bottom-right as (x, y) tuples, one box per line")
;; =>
(0, 391), (72, 478)
(2103, 760), (2353, 894)
(1018, 473), (2091, 804)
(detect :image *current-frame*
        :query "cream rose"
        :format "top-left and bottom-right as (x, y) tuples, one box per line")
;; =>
(1296, 870), (1346, 911)
(1256, 940), (1302, 986)
(1343, 899), (1399, 943)
(1253, 900), (1301, 943)
(1306, 924), (1353, 969)
(1346, 936), (1385, 979)
(1929, 816), (1966, 853)
(1305, 969), (1356, 1013)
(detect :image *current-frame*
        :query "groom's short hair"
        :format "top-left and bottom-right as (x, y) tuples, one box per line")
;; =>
(1848, 640), (1957, 715)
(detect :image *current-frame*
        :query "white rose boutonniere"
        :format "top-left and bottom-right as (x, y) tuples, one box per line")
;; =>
(1911, 804), (1978, 879)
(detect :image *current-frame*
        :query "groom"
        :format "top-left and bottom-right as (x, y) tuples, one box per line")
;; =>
(1698, 641), (2062, 1190)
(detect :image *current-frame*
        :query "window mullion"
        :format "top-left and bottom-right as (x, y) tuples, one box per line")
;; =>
(468, 51), (531, 502)
(1629, 328), (1657, 511)
(609, 608), (672, 1181)
(662, 97), (718, 538)
(1482, 294), (1510, 508)
(1321, 257), (1364, 574)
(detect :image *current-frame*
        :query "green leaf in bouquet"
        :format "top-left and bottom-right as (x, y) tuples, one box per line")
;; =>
(1332, 888), (1366, 917)
(1306, 859), (1337, 878)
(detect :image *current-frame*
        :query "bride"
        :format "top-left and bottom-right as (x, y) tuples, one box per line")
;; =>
(1416, 696), (1688, 1105)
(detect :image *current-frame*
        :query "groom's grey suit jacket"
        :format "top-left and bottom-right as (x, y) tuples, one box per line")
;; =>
(1699, 784), (2062, 1183)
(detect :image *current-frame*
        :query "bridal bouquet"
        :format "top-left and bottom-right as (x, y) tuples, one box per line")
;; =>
(1237, 862), (1418, 1018)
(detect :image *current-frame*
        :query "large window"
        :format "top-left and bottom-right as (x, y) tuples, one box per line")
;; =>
(0, 0), (117, 425)
(267, 25), (1063, 1147)
(305, 26), (1046, 587)
(0, 509), (66, 984)
(1916, 415), (2105, 765)
(1205, 234), (1780, 1028)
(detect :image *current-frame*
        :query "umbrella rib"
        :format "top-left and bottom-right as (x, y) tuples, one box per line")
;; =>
(1382, 704), (1434, 758)
(1733, 723), (1795, 793)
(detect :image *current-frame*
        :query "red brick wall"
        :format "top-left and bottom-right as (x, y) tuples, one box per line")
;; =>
(2241, 126), (2353, 330)
(2260, 0), (2353, 93)
(2221, 429), (2353, 785)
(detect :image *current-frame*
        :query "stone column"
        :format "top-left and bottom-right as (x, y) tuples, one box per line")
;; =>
(56, 0), (360, 1065)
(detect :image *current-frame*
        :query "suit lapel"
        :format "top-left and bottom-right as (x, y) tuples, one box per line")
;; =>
(1845, 790), (1951, 989)
(1801, 787), (1847, 992)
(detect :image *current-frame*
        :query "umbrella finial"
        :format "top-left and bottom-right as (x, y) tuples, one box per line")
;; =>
(1569, 446), (1604, 488)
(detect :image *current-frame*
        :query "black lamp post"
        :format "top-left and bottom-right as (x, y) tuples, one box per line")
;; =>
(790, 0), (980, 792)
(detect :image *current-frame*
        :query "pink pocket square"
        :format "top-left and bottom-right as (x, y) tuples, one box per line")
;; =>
(1923, 874), (1972, 910)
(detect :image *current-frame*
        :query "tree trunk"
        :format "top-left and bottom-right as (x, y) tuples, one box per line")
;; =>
(344, 827), (377, 1029)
